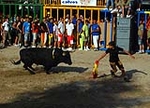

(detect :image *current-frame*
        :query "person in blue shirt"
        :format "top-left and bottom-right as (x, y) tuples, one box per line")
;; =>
(78, 19), (84, 33)
(72, 15), (77, 26)
(71, 15), (77, 40)
(79, 20), (89, 51)
(91, 19), (101, 51)
(22, 16), (31, 47)
(47, 17), (54, 48)
(72, 15), (77, 43)
(77, 19), (84, 46)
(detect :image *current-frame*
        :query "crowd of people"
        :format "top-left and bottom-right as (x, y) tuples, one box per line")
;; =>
(0, 14), (102, 51)
(138, 15), (150, 53)
(105, 0), (142, 17)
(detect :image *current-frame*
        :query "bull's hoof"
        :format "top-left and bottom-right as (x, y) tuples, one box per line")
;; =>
(124, 75), (130, 82)
(30, 71), (36, 74)
(46, 71), (50, 74)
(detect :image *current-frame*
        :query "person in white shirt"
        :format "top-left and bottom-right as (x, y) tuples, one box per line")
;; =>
(57, 18), (65, 49)
(1, 17), (9, 48)
(66, 19), (74, 51)
(53, 21), (58, 48)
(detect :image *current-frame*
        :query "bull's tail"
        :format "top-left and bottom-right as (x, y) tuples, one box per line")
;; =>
(10, 59), (21, 65)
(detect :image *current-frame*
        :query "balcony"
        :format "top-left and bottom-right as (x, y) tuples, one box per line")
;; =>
(44, 0), (106, 8)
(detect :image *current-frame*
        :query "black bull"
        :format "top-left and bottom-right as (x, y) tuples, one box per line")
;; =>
(11, 48), (72, 74)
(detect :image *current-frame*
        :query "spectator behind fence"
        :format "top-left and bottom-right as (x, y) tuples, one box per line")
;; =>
(11, 21), (18, 46)
(16, 16), (24, 47)
(138, 20), (145, 53)
(71, 14), (77, 45)
(66, 19), (74, 51)
(121, 0), (131, 18)
(1, 17), (10, 48)
(91, 19), (101, 51)
(57, 17), (65, 49)
(111, 0), (122, 16)
(31, 19), (39, 48)
(47, 17), (54, 48)
(146, 15), (150, 50)
(111, 0), (141, 17)
(40, 17), (48, 47)
(22, 16), (31, 47)
(79, 20), (89, 51)
(53, 20), (58, 48)
(77, 18), (84, 46)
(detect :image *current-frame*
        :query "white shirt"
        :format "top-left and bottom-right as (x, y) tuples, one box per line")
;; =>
(2, 21), (9, 31)
(57, 21), (65, 34)
(66, 22), (74, 36)
(53, 24), (58, 36)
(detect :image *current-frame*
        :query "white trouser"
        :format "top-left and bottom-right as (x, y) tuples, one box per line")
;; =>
(32, 33), (37, 40)
(44, 32), (47, 44)
(92, 35), (99, 48)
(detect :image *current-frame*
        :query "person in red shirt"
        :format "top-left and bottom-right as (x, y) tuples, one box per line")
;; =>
(32, 19), (39, 47)
(146, 16), (150, 50)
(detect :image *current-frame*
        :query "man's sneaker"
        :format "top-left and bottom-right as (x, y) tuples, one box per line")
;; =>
(84, 47), (90, 51)
(1, 44), (5, 48)
(136, 8), (140, 11)
(14, 44), (19, 47)
(94, 48), (98, 51)
(49, 46), (52, 48)
(84, 49), (88, 51)
(138, 50), (143, 54)
(110, 71), (118, 77)
(86, 48), (90, 51)
(31, 45), (36, 48)
(119, 9), (122, 13)
(79, 48), (83, 51)
(126, 15), (131, 18)
(117, 13), (120, 17)
(86, 46), (90, 51)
